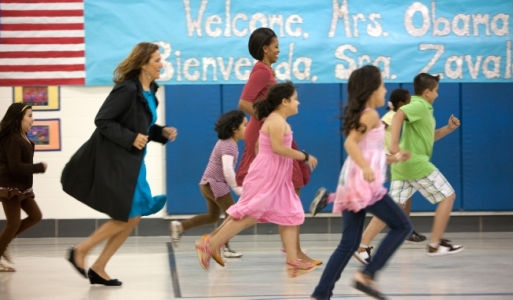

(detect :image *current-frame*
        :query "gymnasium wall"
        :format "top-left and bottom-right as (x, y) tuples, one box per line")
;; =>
(165, 82), (513, 214)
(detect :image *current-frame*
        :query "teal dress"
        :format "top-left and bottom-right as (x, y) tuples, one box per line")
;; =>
(128, 90), (166, 218)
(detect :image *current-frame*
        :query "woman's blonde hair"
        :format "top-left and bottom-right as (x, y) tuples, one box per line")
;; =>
(113, 42), (159, 84)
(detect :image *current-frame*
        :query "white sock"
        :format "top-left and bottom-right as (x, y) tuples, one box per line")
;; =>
(360, 244), (368, 249)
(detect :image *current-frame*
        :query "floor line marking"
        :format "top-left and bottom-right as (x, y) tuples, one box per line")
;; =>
(167, 241), (182, 298)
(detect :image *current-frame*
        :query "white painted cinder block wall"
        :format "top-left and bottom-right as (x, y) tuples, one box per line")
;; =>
(0, 86), (167, 219)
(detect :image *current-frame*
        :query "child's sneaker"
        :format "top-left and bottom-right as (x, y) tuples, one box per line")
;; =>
(223, 245), (242, 258)
(310, 187), (328, 216)
(427, 239), (463, 256)
(406, 230), (427, 242)
(170, 221), (182, 246)
(353, 246), (373, 264)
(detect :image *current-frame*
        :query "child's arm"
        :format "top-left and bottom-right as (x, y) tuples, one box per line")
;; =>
(267, 117), (318, 169)
(435, 114), (460, 141)
(344, 110), (379, 182)
(221, 155), (242, 195)
(389, 109), (406, 155)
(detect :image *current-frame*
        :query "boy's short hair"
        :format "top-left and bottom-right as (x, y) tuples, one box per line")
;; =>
(413, 73), (440, 95)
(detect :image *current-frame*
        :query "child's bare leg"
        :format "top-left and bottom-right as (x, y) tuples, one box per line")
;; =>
(430, 194), (455, 244)
(211, 215), (232, 236)
(404, 198), (412, 215)
(360, 216), (386, 246)
(279, 225), (315, 262)
(209, 216), (257, 250)
(280, 225), (300, 263)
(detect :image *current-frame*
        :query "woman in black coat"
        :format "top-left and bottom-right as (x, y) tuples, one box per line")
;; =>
(62, 42), (177, 286)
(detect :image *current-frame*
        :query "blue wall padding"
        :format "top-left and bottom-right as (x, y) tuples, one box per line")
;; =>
(220, 84), (244, 113)
(165, 85), (222, 213)
(165, 83), (512, 214)
(461, 83), (513, 210)
(289, 84), (343, 205)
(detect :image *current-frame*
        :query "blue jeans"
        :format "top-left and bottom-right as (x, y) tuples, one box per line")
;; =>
(311, 194), (412, 300)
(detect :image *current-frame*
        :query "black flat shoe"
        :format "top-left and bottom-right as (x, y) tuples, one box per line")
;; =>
(67, 247), (87, 278)
(353, 279), (387, 300)
(88, 268), (122, 286)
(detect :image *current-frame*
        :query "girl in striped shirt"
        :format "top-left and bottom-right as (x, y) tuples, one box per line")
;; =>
(170, 110), (247, 260)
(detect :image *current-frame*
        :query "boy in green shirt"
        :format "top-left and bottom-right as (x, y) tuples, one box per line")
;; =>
(390, 73), (462, 255)
(353, 73), (463, 262)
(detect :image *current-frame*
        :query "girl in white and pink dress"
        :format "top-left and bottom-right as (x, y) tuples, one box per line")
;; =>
(194, 82), (318, 276)
(310, 65), (412, 300)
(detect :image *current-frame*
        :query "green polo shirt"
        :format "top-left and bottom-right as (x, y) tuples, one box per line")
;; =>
(391, 96), (436, 180)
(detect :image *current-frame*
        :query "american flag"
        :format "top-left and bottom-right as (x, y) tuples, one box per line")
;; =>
(0, 0), (85, 86)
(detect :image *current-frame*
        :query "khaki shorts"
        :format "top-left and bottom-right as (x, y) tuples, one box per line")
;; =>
(389, 169), (455, 205)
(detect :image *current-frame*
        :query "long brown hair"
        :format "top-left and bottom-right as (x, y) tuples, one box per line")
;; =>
(342, 65), (382, 136)
(113, 42), (159, 84)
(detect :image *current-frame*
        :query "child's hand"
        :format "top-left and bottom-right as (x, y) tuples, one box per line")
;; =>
(395, 150), (411, 162)
(307, 155), (318, 170)
(362, 166), (375, 182)
(448, 114), (460, 130)
(233, 186), (242, 196)
(389, 144), (400, 156)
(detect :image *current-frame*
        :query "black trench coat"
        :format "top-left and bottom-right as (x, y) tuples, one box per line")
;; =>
(61, 77), (168, 221)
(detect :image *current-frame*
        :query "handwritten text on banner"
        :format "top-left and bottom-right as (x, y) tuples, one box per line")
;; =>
(85, 0), (513, 84)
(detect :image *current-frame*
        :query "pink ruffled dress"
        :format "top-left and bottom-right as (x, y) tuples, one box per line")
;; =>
(227, 131), (304, 225)
(333, 121), (387, 213)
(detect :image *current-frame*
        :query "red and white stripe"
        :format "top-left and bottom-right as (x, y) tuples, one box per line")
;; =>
(0, 0), (85, 86)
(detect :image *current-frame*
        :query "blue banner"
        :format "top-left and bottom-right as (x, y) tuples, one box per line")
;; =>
(85, 0), (513, 84)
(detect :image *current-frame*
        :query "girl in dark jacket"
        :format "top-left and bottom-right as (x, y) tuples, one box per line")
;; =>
(0, 103), (47, 272)
(62, 42), (178, 286)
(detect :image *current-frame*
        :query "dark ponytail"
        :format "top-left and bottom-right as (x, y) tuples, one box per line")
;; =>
(254, 81), (295, 120)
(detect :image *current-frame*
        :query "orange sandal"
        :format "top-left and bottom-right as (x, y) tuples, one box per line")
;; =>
(195, 235), (212, 270)
(286, 259), (315, 278)
(211, 245), (225, 267)
(282, 249), (322, 266)
(194, 235), (225, 270)
(311, 259), (323, 266)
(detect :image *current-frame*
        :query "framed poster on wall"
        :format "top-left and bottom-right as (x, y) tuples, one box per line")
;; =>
(27, 119), (61, 151)
(13, 86), (60, 111)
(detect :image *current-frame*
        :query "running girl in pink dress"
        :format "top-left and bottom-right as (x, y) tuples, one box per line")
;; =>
(194, 82), (318, 276)
(236, 27), (317, 265)
(310, 65), (412, 300)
